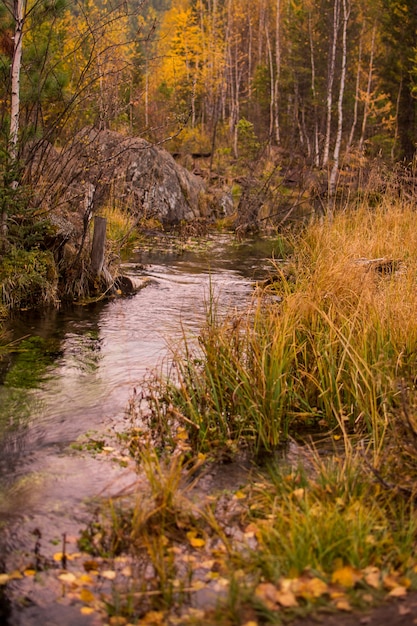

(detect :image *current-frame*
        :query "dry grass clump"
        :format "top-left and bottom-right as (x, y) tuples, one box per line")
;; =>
(130, 201), (417, 461)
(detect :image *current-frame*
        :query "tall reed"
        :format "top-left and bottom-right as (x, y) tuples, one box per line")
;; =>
(138, 202), (417, 459)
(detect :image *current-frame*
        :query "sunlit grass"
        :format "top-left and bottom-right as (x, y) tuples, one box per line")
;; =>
(98, 204), (139, 258)
(72, 199), (417, 624)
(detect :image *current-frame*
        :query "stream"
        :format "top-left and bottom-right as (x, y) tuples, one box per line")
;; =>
(0, 235), (280, 625)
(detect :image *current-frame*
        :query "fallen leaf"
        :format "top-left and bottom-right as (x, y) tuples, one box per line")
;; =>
(139, 611), (165, 624)
(292, 488), (305, 500)
(276, 589), (298, 608)
(83, 559), (100, 572)
(78, 574), (94, 585)
(383, 574), (401, 590)
(101, 570), (117, 580)
(364, 567), (380, 589)
(186, 531), (206, 548)
(23, 569), (36, 577)
(234, 490), (246, 500)
(191, 580), (206, 591)
(255, 582), (279, 610)
(334, 597), (352, 611)
(58, 572), (76, 584)
(79, 588), (95, 603)
(332, 565), (362, 588)
(0, 574), (9, 585)
(109, 617), (128, 625)
(80, 607), (95, 615)
(121, 565), (132, 577)
(296, 576), (329, 599)
(388, 586), (407, 598)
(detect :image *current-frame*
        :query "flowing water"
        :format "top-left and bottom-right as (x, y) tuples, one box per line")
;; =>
(0, 235), (280, 625)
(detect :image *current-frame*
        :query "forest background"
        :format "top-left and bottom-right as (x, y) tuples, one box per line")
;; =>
(0, 0), (417, 310)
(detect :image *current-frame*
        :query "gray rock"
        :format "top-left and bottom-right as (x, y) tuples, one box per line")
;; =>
(56, 128), (207, 225)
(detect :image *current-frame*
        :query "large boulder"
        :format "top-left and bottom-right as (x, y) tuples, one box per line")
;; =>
(49, 128), (210, 226)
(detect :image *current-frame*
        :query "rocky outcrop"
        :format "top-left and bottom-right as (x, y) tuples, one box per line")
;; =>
(52, 128), (213, 226)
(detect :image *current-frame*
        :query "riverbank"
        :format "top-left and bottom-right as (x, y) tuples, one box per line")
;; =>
(3, 203), (417, 625)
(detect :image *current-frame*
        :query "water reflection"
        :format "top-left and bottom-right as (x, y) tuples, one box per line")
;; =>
(0, 236), (274, 514)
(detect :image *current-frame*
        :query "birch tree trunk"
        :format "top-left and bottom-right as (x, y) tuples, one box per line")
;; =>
(308, 10), (319, 166)
(347, 24), (363, 153)
(2, 0), (24, 246)
(274, 0), (281, 145)
(322, 0), (340, 168)
(9, 0), (24, 163)
(358, 24), (376, 152)
(329, 0), (350, 197)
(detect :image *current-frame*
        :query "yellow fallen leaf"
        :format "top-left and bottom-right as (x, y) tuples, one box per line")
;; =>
(101, 570), (117, 580)
(109, 617), (128, 625)
(234, 490), (246, 500)
(186, 531), (206, 548)
(24, 569), (36, 577)
(242, 622), (258, 626)
(335, 597), (352, 611)
(78, 574), (94, 585)
(0, 574), (9, 585)
(292, 488), (305, 500)
(80, 607), (95, 615)
(175, 429), (188, 441)
(139, 611), (165, 624)
(400, 576), (411, 589)
(58, 572), (76, 584)
(8, 570), (22, 580)
(296, 576), (329, 599)
(388, 586), (407, 598)
(331, 565), (362, 588)
(383, 574), (401, 590)
(80, 588), (95, 603)
(191, 580), (206, 591)
(364, 567), (380, 589)
(102, 446), (115, 452)
(121, 565), (132, 577)
(276, 589), (298, 608)
(255, 582), (279, 610)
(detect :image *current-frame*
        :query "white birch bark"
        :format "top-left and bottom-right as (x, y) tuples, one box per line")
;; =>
(308, 10), (319, 166)
(329, 0), (350, 197)
(2, 0), (24, 245)
(346, 24), (363, 153)
(322, 0), (340, 168)
(9, 0), (24, 163)
(358, 24), (376, 152)
(274, 0), (281, 144)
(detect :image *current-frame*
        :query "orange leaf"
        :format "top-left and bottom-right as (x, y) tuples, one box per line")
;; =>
(79, 588), (95, 603)
(388, 586), (407, 598)
(255, 582), (279, 610)
(331, 565), (362, 588)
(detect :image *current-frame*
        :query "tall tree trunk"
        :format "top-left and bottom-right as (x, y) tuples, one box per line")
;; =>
(358, 24), (376, 153)
(308, 10), (319, 166)
(347, 24), (363, 152)
(329, 0), (350, 197)
(2, 0), (24, 247)
(9, 0), (24, 163)
(274, 0), (281, 145)
(322, 0), (340, 168)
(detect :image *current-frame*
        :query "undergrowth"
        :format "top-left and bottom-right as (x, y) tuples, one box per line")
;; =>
(14, 199), (417, 625)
